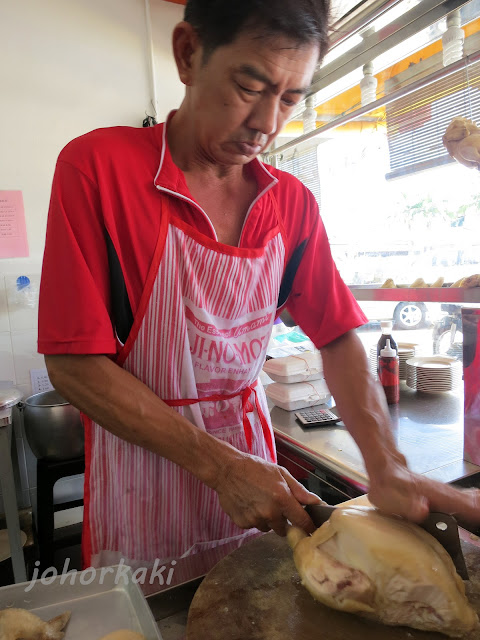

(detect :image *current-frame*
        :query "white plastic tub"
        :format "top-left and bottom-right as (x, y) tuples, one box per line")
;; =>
(265, 378), (331, 411)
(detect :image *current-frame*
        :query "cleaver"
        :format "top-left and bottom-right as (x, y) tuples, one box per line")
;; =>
(306, 504), (469, 580)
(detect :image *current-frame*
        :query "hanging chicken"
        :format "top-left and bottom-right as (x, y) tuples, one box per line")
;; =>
(288, 506), (478, 637)
(442, 117), (480, 170)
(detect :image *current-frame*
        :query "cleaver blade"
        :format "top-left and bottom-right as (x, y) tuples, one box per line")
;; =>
(305, 504), (469, 580)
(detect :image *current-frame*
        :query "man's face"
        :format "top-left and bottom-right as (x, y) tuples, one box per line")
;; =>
(185, 29), (319, 166)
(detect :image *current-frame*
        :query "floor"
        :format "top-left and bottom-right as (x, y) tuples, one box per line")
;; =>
(157, 610), (188, 640)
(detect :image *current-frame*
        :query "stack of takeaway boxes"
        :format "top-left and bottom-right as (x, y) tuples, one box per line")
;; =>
(262, 351), (331, 411)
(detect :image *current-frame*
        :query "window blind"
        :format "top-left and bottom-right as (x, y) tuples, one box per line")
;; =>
(385, 60), (480, 179)
(276, 145), (322, 205)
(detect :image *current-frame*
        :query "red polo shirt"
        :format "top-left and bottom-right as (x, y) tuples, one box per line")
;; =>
(39, 119), (366, 355)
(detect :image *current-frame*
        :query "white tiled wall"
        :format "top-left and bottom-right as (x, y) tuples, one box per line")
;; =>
(0, 283), (10, 333)
(1, 0), (185, 526)
(0, 332), (15, 385)
(10, 331), (45, 388)
(0, 274), (42, 398)
(5, 274), (40, 333)
(0, 274), (84, 521)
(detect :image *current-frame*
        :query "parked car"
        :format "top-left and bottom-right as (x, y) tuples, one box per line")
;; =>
(357, 300), (441, 330)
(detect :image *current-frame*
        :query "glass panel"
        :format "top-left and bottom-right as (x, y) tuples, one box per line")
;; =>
(272, 0), (480, 288)
(356, 301), (471, 378)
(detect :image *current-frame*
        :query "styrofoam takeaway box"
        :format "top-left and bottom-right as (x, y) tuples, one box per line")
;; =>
(262, 352), (323, 384)
(265, 378), (331, 411)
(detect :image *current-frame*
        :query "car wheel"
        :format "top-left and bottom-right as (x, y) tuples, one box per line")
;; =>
(393, 302), (426, 330)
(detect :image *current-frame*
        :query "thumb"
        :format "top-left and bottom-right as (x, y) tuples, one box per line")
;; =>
(282, 471), (325, 505)
(407, 494), (430, 523)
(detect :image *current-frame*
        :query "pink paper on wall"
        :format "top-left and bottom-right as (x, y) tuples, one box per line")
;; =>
(0, 190), (29, 258)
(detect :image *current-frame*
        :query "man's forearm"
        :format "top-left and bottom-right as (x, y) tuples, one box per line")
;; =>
(44, 354), (240, 488)
(320, 331), (405, 477)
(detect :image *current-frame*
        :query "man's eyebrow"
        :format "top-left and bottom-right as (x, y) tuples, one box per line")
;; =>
(237, 64), (310, 95)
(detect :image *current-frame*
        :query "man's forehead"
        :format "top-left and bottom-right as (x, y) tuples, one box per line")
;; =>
(235, 63), (312, 95)
(218, 32), (318, 72)
(241, 28), (319, 56)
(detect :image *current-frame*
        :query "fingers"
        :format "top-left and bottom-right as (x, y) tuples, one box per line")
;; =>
(254, 506), (315, 537)
(283, 502), (317, 535)
(370, 491), (429, 523)
(282, 471), (325, 506)
(419, 480), (480, 527)
(218, 459), (326, 537)
(368, 469), (430, 523)
(267, 517), (288, 537)
(406, 495), (430, 523)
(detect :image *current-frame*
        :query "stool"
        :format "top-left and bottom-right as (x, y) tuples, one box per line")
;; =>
(0, 387), (26, 583)
(35, 456), (85, 571)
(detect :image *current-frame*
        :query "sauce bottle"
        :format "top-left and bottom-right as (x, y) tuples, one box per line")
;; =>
(379, 339), (400, 404)
(377, 320), (398, 377)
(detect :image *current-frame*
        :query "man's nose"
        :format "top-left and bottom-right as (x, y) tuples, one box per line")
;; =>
(248, 96), (280, 137)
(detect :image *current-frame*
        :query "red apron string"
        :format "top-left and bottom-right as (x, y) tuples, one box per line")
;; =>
(163, 381), (275, 461)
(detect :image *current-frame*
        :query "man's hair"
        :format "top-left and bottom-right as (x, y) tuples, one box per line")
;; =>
(184, 0), (331, 62)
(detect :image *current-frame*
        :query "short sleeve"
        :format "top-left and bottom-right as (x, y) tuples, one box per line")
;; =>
(38, 159), (117, 355)
(285, 191), (367, 348)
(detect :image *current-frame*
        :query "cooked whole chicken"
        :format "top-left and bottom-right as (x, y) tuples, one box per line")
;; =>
(0, 608), (70, 640)
(442, 117), (480, 170)
(287, 506), (478, 637)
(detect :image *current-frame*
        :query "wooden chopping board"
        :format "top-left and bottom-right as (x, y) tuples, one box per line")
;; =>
(186, 531), (480, 640)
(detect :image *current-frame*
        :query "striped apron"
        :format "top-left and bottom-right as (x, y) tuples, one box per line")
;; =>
(82, 192), (286, 570)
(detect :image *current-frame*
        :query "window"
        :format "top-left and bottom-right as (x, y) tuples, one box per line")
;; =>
(386, 60), (480, 178)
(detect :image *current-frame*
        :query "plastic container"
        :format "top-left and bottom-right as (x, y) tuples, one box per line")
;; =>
(265, 378), (331, 411)
(378, 339), (400, 405)
(266, 325), (316, 359)
(377, 320), (398, 376)
(262, 352), (323, 384)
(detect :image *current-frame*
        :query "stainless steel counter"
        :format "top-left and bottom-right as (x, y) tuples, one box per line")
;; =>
(271, 382), (480, 489)
(147, 383), (480, 630)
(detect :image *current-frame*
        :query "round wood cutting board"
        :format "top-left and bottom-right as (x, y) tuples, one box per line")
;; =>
(186, 531), (480, 640)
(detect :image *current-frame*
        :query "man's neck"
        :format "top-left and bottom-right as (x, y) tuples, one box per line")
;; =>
(167, 106), (247, 184)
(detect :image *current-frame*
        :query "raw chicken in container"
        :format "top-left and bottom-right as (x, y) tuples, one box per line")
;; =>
(288, 506), (478, 637)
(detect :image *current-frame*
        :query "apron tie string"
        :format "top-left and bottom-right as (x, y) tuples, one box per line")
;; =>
(164, 380), (275, 461)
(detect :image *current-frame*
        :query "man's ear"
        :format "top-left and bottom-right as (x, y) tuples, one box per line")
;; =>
(172, 21), (202, 86)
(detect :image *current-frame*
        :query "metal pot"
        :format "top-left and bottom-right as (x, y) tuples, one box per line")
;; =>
(23, 390), (84, 461)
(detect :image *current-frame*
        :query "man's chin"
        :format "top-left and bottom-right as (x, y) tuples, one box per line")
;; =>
(220, 141), (266, 162)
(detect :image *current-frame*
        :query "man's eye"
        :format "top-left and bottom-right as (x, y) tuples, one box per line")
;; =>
(282, 96), (299, 107)
(237, 83), (261, 96)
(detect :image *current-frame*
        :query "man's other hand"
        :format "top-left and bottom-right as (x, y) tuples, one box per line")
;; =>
(368, 459), (480, 530)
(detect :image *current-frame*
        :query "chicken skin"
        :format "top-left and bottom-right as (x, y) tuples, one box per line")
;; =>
(0, 608), (70, 640)
(288, 506), (478, 637)
(442, 117), (480, 170)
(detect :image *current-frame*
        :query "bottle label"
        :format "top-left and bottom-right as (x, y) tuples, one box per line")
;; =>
(379, 357), (400, 404)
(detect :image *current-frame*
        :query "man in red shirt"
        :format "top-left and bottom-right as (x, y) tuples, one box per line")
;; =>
(39, 0), (480, 570)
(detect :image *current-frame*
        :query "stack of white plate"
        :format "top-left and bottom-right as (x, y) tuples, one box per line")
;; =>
(369, 346), (379, 379)
(406, 356), (462, 393)
(398, 344), (416, 380)
(369, 343), (416, 381)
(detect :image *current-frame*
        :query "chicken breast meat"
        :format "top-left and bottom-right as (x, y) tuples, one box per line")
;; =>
(288, 506), (478, 637)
